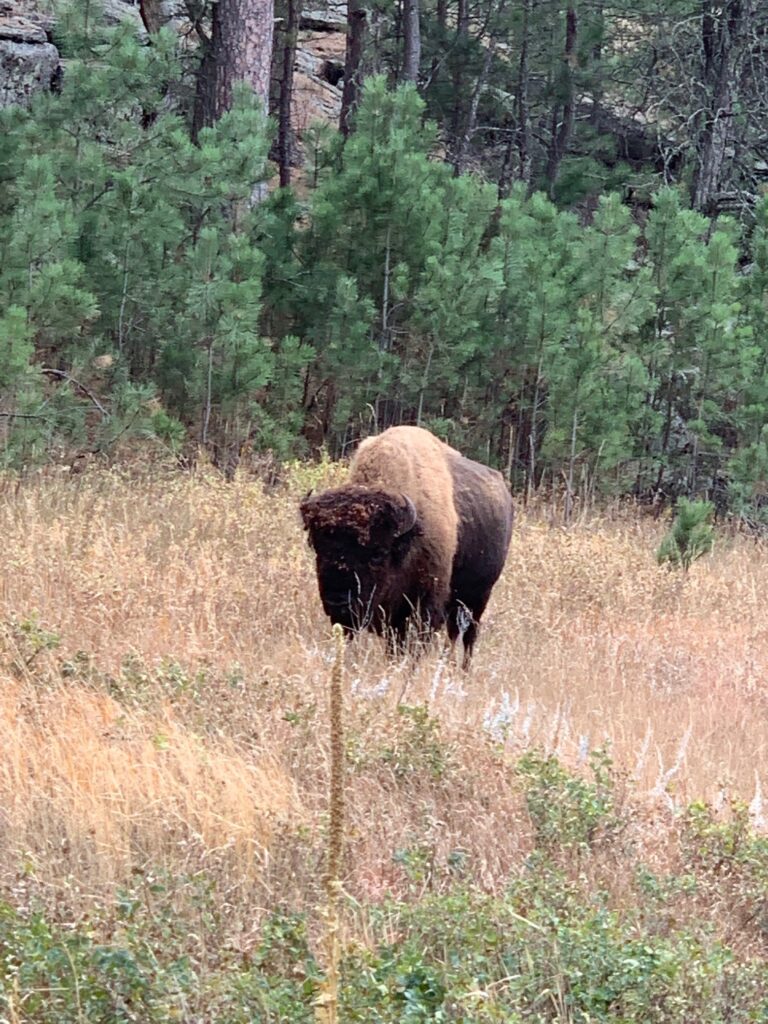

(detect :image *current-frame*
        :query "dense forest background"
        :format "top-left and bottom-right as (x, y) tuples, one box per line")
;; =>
(2, 0), (768, 519)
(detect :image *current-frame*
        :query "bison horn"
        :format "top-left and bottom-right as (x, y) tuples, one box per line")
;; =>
(396, 495), (418, 536)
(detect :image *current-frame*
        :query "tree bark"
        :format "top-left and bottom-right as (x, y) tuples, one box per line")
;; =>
(496, 118), (516, 201)
(192, 0), (275, 139)
(515, 0), (532, 188)
(340, 0), (368, 137)
(436, 0), (447, 34)
(457, 0), (469, 41)
(691, 0), (743, 214)
(277, 0), (299, 187)
(139, 0), (164, 32)
(588, 1), (604, 125)
(448, 0), (470, 167)
(544, 4), (577, 198)
(402, 0), (421, 83)
(455, 43), (494, 175)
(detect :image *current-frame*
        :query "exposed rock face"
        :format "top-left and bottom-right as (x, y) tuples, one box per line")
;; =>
(300, 2), (346, 31)
(0, 0), (345, 163)
(0, 8), (59, 109)
(101, 0), (148, 36)
(0, 0), (149, 113)
(293, 26), (345, 142)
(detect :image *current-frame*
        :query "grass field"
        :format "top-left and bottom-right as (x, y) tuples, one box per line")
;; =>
(0, 462), (766, 1019)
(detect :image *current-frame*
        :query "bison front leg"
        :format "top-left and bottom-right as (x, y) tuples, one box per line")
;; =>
(386, 597), (446, 659)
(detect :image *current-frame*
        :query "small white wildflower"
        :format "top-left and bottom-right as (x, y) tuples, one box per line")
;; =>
(633, 723), (652, 781)
(482, 690), (519, 743)
(714, 784), (729, 813)
(368, 675), (392, 698)
(749, 772), (765, 830)
(577, 734), (590, 765)
(520, 702), (535, 745)
(429, 652), (448, 702)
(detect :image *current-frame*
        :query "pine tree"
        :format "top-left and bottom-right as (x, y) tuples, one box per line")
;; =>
(296, 79), (448, 439)
(657, 498), (715, 571)
(637, 189), (752, 500)
(491, 188), (578, 490)
(541, 194), (652, 505)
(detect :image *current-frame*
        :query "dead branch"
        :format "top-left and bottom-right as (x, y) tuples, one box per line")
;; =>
(40, 369), (110, 419)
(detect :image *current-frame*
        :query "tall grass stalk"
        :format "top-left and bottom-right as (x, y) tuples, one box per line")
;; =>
(315, 623), (346, 1024)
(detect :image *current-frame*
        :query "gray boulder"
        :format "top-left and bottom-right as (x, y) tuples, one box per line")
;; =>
(101, 0), (147, 36)
(0, 16), (59, 109)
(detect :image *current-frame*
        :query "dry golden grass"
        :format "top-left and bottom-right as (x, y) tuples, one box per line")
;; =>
(0, 462), (765, 941)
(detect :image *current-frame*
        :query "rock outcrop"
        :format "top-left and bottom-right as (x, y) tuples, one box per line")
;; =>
(0, 4), (59, 109)
(293, 7), (346, 143)
(101, 0), (148, 35)
(0, 0), (346, 163)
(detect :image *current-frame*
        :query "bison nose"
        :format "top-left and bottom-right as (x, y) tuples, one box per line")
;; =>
(322, 594), (357, 629)
(322, 582), (364, 620)
(321, 569), (359, 599)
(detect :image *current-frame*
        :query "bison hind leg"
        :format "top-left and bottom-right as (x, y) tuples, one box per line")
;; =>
(447, 604), (478, 669)
(448, 592), (491, 669)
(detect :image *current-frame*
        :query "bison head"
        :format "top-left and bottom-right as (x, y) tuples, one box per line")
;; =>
(300, 486), (419, 630)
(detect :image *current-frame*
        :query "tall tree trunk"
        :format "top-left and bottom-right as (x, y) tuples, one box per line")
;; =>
(340, 0), (368, 136)
(544, 4), (577, 199)
(192, 0), (275, 138)
(191, 21), (216, 142)
(436, 0), (447, 34)
(496, 115), (516, 200)
(139, 0), (163, 32)
(448, 0), (470, 167)
(497, 0), (530, 197)
(455, 43), (494, 175)
(277, 0), (299, 187)
(588, 1), (604, 125)
(402, 0), (421, 83)
(515, 0), (532, 187)
(691, 0), (743, 214)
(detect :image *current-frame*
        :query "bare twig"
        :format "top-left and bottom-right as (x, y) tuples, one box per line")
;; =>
(0, 412), (50, 420)
(40, 369), (110, 420)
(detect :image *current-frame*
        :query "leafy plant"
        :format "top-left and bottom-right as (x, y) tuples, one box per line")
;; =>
(681, 800), (768, 937)
(380, 704), (454, 782)
(515, 747), (619, 852)
(0, 614), (61, 674)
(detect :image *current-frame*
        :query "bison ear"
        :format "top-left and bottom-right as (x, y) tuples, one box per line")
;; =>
(394, 495), (419, 537)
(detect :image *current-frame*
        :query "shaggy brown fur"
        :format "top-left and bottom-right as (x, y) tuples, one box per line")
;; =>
(352, 426), (459, 616)
(300, 426), (513, 665)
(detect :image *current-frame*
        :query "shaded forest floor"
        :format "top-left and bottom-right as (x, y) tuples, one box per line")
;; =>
(0, 462), (767, 1020)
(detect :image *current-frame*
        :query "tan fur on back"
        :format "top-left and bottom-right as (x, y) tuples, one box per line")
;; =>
(350, 426), (459, 605)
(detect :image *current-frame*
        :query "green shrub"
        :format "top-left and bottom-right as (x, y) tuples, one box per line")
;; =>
(379, 704), (454, 782)
(2, 871), (767, 1022)
(515, 747), (619, 853)
(682, 800), (768, 938)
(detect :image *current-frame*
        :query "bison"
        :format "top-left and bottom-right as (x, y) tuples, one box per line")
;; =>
(300, 426), (513, 666)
